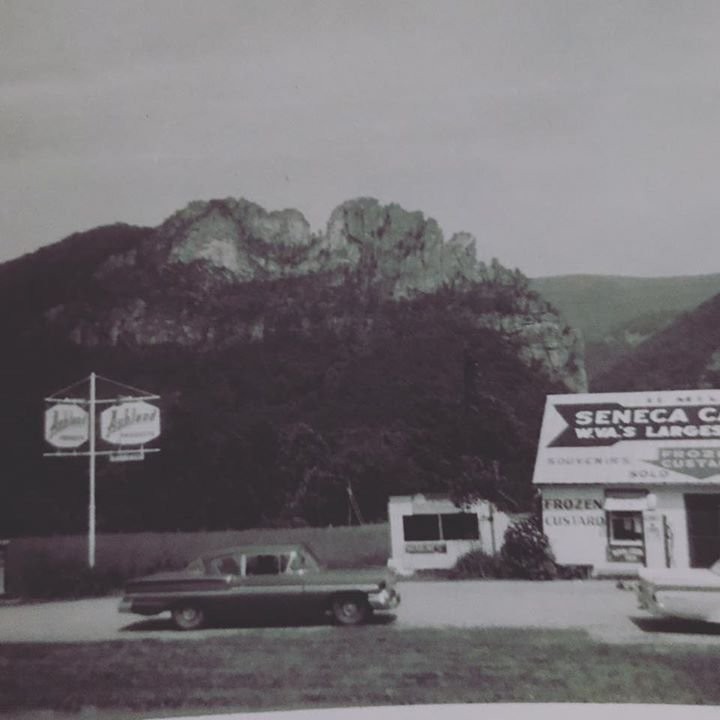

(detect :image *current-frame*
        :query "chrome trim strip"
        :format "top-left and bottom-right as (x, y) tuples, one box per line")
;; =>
(122, 583), (381, 601)
(656, 585), (720, 593)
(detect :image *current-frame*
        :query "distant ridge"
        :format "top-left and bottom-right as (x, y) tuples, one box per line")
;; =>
(531, 273), (720, 342)
(594, 290), (720, 392)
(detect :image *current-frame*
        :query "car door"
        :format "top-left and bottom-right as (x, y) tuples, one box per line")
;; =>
(241, 552), (307, 618)
(205, 552), (248, 616)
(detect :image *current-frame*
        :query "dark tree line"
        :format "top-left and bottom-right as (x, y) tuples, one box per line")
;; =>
(0, 226), (564, 536)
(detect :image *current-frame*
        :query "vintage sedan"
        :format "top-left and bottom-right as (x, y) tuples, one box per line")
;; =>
(119, 543), (400, 630)
(637, 559), (720, 623)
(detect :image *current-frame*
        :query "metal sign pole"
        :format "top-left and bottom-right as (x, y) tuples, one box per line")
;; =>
(88, 372), (96, 569)
(44, 372), (161, 569)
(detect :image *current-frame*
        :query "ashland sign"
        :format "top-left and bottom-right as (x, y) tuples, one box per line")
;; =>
(100, 401), (160, 445)
(44, 400), (160, 449)
(534, 389), (720, 484)
(44, 403), (89, 449)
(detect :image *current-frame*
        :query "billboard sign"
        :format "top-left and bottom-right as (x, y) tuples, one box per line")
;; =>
(100, 401), (160, 446)
(549, 402), (720, 447)
(533, 389), (720, 486)
(44, 403), (89, 448)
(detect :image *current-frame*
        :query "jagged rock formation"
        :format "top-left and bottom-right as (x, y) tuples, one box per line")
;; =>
(45, 197), (587, 392)
(321, 198), (479, 297)
(148, 198), (315, 279)
(101, 197), (484, 295)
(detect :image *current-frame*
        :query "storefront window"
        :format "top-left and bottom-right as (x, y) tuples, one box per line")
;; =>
(608, 511), (643, 544)
(403, 514), (441, 541)
(440, 513), (480, 540)
(402, 513), (479, 541)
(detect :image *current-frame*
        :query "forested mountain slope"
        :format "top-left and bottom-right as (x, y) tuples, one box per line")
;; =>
(1, 197), (584, 535)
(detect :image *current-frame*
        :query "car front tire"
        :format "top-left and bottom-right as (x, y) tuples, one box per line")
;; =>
(331, 595), (370, 626)
(171, 604), (206, 631)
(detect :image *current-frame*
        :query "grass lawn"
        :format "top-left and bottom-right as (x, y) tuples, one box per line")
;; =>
(2, 627), (720, 715)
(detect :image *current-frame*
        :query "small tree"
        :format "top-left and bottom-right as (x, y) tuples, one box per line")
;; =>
(448, 456), (519, 513)
(500, 515), (557, 580)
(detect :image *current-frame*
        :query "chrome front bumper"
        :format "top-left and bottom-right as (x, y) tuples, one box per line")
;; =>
(118, 596), (167, 616)
(637, 582), (663, 614)
(369, 588), (401, 611)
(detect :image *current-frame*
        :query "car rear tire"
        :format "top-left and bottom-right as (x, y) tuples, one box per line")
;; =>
(171, 604), (206, 631)
(331, 595), (370, 626)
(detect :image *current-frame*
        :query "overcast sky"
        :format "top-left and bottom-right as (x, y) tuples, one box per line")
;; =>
(2, 0), (720, 277)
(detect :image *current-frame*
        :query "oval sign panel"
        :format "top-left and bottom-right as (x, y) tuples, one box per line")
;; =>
(100, 401), (161, 446)
(45, 403), (89, 448)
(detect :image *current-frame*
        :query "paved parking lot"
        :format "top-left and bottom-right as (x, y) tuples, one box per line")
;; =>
(397, 579), (720, 643)
(1, 579), (719, 644)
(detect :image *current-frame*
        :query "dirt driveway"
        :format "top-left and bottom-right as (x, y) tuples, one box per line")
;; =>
(1, 579), (719, 644)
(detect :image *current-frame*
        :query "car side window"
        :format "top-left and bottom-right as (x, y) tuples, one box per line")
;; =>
(210, 556), (241, 575)
(186, 558), (205, 574)
(245, 554), (280, 576)
(287, 552), (306, 573)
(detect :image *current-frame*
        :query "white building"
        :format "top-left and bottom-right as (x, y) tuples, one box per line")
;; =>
(387, 494), (516, 575)
(533, 389), (720, 575)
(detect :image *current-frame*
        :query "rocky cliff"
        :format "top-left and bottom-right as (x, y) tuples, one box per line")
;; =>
(99, 196), (487, 293)
(46, 197), (587, 393)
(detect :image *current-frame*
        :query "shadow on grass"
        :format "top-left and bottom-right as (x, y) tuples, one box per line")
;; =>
(121, 611), (397, 633)
(631, 614), (720, 636)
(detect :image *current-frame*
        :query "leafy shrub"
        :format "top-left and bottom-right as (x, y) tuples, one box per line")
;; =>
(556, 564), (593, 580)
(15, 552), (124, 599)
(500, 516), (557, 580)
(450, 549), (503, 579)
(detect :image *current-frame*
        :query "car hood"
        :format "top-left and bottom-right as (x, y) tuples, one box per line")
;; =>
(638, 567), (720, 589)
